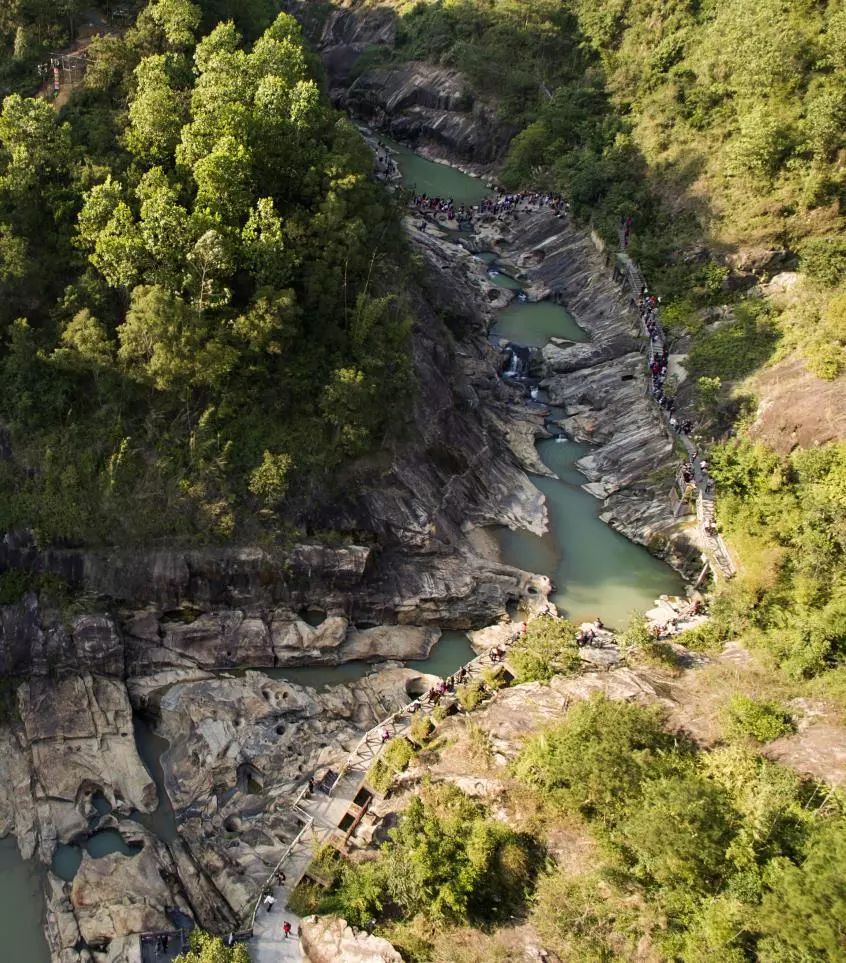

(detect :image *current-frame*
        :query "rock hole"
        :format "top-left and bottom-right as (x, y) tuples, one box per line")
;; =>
(224, 816), (242, 833)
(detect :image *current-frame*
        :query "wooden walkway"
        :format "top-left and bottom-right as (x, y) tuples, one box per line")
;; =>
(245, 642), (514, 960)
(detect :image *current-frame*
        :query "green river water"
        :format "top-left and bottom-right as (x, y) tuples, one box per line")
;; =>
(393, 142), (684, 625)
(5, 142), (681, 961)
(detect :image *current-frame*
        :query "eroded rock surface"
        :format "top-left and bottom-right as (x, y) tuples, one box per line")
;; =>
(301, 914), (403, 963)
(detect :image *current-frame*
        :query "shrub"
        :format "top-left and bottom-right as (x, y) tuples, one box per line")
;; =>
(286, 879), (323, 917)
(799, 236), (846, 287)
(722, 695), (795, 744)
(330, 784), (538, 927)
(509, 615), (580, 682)
(367, 737), (416, 794)
(618, 774), (739, 894)
(456, 681), (488, 712)
(512, 695), (683, 825)
(408, 714), (435, 746)
(674, 619), (728, 653)
(756, 819), (846, 960)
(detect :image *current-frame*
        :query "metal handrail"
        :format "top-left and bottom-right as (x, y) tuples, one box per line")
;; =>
(247, 815), (314, 930)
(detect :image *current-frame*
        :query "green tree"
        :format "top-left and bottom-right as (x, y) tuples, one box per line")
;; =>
(149, 0), (202, 51)
(757, 820), (846, 961)
(117, 284), (235, 390)
(248, 450), (293, 505)
(56, 309), (114, 367)
(126, 55), (187, 163)
(174, 929), (250, 963)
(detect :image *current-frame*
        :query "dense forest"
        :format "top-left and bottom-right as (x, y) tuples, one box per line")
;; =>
(0, 0), (412, 545)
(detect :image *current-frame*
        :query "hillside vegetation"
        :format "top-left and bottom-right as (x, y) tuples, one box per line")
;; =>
(349, 0), (846, 682)
(305, 690), (846, 962)
(0, 0), (412, 546)
(366, 0), (845, 379)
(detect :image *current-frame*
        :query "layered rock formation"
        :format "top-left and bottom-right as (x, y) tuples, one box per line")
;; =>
(468, 212), (701, 571)
(283, 0), (512, 167)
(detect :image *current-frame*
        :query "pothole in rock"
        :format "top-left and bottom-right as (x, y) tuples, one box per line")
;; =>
(51, 830), (143, 882)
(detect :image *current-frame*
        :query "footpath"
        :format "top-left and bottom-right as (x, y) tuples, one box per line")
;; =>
(615, 250), (736, 580)
(246, 643), (512, 961)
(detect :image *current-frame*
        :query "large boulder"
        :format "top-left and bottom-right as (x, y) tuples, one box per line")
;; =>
(301, 915), (403, 963)
(18, 675), (157, 849)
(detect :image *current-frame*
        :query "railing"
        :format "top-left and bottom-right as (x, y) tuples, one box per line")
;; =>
(614, 235), (735, 581)
(246, 815), (315, 931)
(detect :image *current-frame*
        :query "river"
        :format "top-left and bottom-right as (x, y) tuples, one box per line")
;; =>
(393, 146), (684, 628)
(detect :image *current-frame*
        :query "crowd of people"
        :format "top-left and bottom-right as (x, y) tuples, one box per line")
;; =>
(637, 287), (718, 506)
(408, 187), (569, 229)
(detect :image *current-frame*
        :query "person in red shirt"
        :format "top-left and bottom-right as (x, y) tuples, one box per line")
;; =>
(282, 920), (292, 939)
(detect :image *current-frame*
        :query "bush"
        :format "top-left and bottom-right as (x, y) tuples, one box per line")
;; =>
(408, 714), (435, 746)
(456, 681), (488, 712)
(286, 878), (324, 917)
(512, 695), (683, 825)
(509, 615), (580, 682)
(688, 303), (780, 383)
(756, 819), (846, 960)
(722, 695), (795, 744)
(328, 784), (538, 927)
(674, 619), (728, 653)
(618, 774), (739, 894)
(367, 737), (416, 794)
(799, 236), (846, 287)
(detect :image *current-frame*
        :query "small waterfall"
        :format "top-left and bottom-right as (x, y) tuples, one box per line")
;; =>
(530, 386), (539, 400)
(504, 343), (530, 378)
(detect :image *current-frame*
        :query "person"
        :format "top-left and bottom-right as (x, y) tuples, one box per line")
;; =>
(489, 646), (500, 663)
(283, 920), (292, 939)
(381, 727), (391, 744)
(307, 777), (314, 796)
(162, 935), (169, 952)
(264, 893), (276, 913)
(275, 869), (287, 885)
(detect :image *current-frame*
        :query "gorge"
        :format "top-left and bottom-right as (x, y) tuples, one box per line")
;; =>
(2, 1), (844, 961)
(0, 64), (690, 963)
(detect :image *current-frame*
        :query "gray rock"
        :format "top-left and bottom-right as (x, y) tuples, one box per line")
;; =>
(301, 915), (403, 963)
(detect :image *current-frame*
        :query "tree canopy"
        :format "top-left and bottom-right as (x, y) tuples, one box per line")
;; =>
(0, 5), (412, 545)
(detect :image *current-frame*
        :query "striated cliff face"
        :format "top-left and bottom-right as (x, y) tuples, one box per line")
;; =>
(469, 212), (701, 571)
(283, 0), (514, 166)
